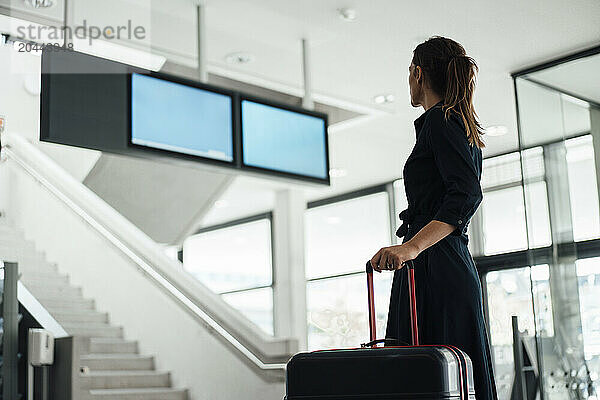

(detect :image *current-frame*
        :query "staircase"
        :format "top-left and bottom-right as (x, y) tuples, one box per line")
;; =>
(0, 221), (188, 400)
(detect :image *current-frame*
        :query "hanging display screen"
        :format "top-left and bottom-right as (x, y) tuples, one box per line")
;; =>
(41, 49), (330, 185)
(130, 73), (234, 163)
(240, 98), (329, 182)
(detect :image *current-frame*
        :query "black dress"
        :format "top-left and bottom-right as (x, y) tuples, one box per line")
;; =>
(386, 102), (498, 400)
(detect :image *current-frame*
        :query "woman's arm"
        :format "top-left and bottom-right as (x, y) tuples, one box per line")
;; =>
(371, 113), (482, 272)
(370, 220), (455, 272)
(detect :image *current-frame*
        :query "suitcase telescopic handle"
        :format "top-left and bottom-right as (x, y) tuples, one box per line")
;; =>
(365, 261), (377, 342)
(365, 259), (419, 347)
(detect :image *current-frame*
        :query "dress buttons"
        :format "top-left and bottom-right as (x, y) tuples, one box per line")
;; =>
(458, 219), (463, 225)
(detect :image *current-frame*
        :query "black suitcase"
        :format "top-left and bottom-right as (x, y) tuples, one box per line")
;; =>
(286, 260), (476, 400)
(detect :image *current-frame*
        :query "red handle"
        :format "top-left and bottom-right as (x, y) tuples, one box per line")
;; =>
(366, 260), (419, 347)
(365, 261), (377, 342)
(406, 260), (419, 346)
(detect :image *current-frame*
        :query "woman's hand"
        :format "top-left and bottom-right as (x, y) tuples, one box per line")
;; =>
(370, 242), (420, 272)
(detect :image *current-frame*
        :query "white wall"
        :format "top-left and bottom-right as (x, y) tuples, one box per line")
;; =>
(0, 44), (101, 181)
(2, 148), (286, 400)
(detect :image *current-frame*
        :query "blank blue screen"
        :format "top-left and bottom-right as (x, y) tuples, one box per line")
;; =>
(241, 100), (328, 179)
(131, 73), (233, 162)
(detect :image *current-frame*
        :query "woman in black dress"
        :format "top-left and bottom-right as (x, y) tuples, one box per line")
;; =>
(370, 37), (498, 400)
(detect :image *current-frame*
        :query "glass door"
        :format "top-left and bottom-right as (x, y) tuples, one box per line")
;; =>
(513, 47), (600, 399)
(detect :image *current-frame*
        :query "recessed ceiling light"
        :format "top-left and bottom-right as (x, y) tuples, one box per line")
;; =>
(214, 200), (229, 209)
(373, 94), (394, 104)
(485, 125), (508, 137)
(225, 52), (255, 65)
(337, 8), (357, 22)
(329, 168), (347, 178)
(23, 0), (53, 8)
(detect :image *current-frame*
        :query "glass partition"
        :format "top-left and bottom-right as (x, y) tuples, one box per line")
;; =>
(514, 46), (600, 400)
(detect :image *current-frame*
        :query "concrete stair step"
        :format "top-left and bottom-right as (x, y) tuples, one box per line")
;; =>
(0, 251), (46, 266)
(0, 241), (41, 252)
(0, 223), (19, 231)
(62, 323), (123, 338)
(88, 339), (138, 354)
(3, 226), (189, 397)
(23, 283), (82, 298)
(80, 370), (170, 390)
(52, 311), (109, 324)
(16, 257), (57, 269)
(80, 354), (154, 371)
(20, 272), (70, 286)
(0, 238), (36, 250)
(0, 227), (28, 237)
(11, 264), (59, 278)
(86, 388), (187, 400)
(0, 227), (21, 235)
(39, 297), (95, 311)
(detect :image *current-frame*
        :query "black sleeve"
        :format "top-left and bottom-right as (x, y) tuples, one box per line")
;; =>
(426, 113), (483, 236)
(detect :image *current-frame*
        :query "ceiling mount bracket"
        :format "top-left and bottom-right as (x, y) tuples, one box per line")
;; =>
(301, 38), (314, 110)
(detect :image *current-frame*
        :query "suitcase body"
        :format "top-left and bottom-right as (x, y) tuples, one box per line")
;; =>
(285, 261), (476, 400)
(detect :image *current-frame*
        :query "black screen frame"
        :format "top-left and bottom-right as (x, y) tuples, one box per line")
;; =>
(238, 93), (330, 185)
(41, 49), (331, 185)
(127, 70), (239, 168)
(40, 53), (51, 143)
(40, 48), (131, 153)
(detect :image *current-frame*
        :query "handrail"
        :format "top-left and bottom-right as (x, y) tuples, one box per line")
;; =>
(18, 281), (69, 339)
(2, 132), (291, 371)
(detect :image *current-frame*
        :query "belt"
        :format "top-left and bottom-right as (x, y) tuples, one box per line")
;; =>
(396, 209), (432, 238)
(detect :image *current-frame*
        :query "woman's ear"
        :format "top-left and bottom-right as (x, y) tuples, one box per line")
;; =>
(415, 65), (422, 85)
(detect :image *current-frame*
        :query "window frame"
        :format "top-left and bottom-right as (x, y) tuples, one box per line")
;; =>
(303, 134), (600, 349)
(182, 211), (275, 294)
(305, 185), (395, 282)
(179, 212), (276, 334)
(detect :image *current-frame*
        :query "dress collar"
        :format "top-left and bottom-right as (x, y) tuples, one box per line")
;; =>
(414, 100), (444, 134)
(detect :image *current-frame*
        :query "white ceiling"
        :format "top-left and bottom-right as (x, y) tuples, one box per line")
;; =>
(168, 0), (600, 225)
(527, 53), (600, 104)
(6, 0), (600, 228)
(68, 0), (600, 152)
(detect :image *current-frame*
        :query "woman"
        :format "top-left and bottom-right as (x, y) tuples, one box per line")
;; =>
(370, 37), (498, 400)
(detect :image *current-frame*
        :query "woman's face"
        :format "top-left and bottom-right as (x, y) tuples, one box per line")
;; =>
(408, 63), (422, 107)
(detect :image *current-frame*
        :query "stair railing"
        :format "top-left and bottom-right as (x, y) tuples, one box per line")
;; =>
(2, 132), (292, 372)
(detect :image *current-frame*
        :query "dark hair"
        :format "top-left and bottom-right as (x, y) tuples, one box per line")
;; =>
(412, 36), (484, 148)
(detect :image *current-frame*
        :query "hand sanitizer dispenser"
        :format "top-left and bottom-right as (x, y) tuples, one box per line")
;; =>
(28, 328), (55, 400)
(28, 328), (54, 366)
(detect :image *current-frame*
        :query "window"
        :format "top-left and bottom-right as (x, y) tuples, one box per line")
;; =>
(481, 186), (528, 255)
(305, 192), (391, 280)
(486, 267), (536, 399)
(305, 191), (393, 349)
(481, 150), (551, 254)
(575, 258), (600, 379)
(566, 136), (600, 241)
(523, 181), (552, 248)
(482, 152), (523, 189)
(183, 216), (274, 334)
(222, 287), (274, 335)
(393, 179), (408, 243)
(307, 272), (392, 350)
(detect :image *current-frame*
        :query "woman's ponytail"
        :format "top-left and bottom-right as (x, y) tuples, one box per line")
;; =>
(412, 37), (485, 148)
(444, 55), (484, 148)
